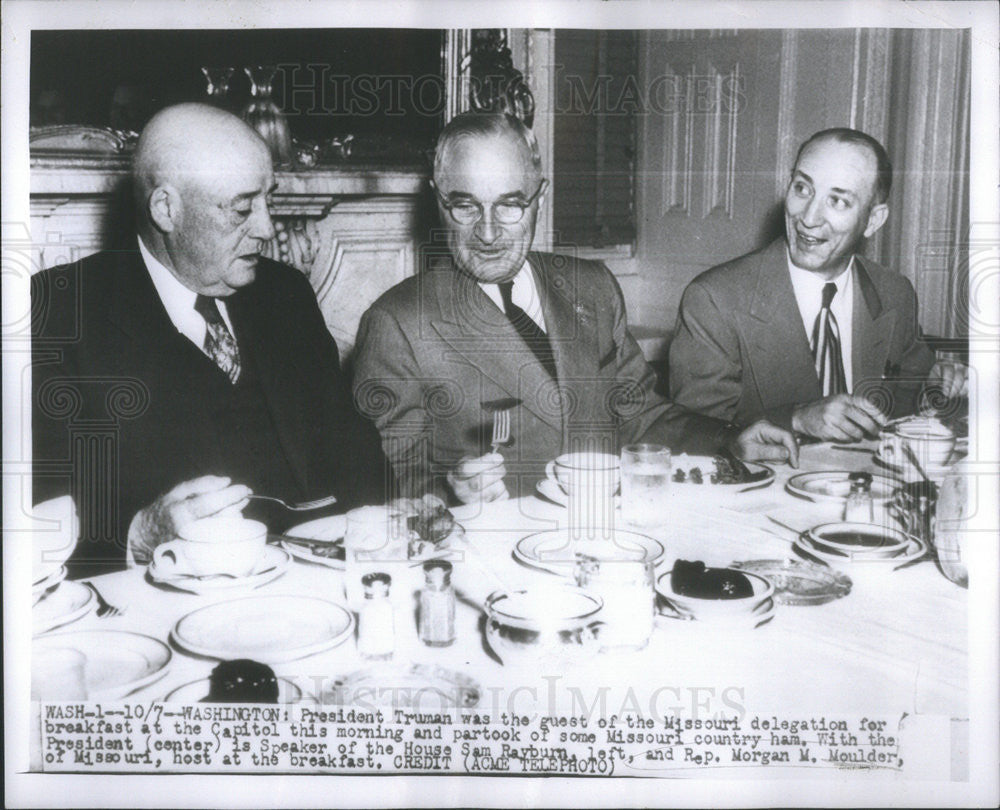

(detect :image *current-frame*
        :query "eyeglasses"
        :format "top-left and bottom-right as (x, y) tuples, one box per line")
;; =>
(434, 178), (548, 226)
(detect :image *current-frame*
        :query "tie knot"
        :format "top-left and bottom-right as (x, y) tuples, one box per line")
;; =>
(195, 294), (223, 325)
(497, 281), (515, 311)
(821, 282), (838, 309)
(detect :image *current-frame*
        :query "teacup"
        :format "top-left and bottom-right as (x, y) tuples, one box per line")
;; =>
(545, 452), (621, 497)
(880, 417), (955, 469)
(153, 517), (267, 578)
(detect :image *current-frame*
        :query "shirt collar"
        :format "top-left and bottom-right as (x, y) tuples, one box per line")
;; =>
(138, 235), (200, 327)
(786, 250), (855, 296)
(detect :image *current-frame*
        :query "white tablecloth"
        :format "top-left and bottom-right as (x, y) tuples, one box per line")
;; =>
(42, 443), (967, 720)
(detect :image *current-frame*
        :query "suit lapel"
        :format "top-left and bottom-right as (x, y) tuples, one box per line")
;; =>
(103, 249), (225, 473)
(227, 287), (311, 492)
(428, 260), (563, 431)
(742, 240), (823, 405)
(851, 257), (894, 390)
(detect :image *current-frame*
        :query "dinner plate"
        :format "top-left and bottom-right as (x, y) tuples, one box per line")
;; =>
(32, 580), (95, 635)
(793, 532), (927, 567)
(669, 455), (775, 492)
(514, 528), (665, 576)
(655, 569), (774, 618)
(786, 471), (897, 504)
(163, 676), (308, 704)
(33, 630), (171, 700)
(282, 514), (349, 569)
(148, 545), (291, 594)
(321, 663), (481, 708)
(657, 594), (776, 627)
(732, 559), (852, 605)
(171, 595), (354, 663)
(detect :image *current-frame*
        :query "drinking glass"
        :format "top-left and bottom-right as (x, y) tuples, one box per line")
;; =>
(620, 444), (671, 527)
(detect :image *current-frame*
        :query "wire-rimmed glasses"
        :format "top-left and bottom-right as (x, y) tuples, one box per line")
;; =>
(434, 178), (548, 226)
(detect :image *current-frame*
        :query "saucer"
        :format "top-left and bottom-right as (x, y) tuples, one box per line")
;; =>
(148, 545), (290, 594)
(793, 532), (927, 568)
(535, 478), (621, 508)
(33, 580), (96, 635)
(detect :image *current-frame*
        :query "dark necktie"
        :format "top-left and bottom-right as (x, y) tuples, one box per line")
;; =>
(195, 294), (241, 383)
(498, 281), (558, 381)
(811, 282), (846, 396)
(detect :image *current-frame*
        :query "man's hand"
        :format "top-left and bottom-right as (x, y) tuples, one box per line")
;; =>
(729, 420), (800, 468)
(128, 475), (251, 563)
(446, 453), (509, 504)
(791, 394), (887, 442)
(926, 359), (969, 401)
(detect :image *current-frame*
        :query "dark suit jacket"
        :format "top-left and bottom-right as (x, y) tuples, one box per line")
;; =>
(353, 251), (728, 499)
(669, 239), (936, 428)
(32, 248), (387, 577)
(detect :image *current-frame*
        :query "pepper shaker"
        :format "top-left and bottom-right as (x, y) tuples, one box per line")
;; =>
(419, 560), (456, 647)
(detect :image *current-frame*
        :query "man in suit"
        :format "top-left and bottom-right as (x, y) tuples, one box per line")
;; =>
(669, 128), (966, 442)
(353, 111), (798, 503)
(32, 103), (387, 577)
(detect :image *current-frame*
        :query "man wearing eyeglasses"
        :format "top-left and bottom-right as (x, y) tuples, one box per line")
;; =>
(353, 111), (798, 503)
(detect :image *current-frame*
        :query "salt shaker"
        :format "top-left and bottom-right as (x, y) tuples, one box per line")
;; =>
(358, 572), (394, 660)
(843, 471), (874, 523)
(419, 560), (456, 647)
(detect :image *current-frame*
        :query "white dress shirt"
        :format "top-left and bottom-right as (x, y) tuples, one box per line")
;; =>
(138, 236), (236, 352)
(787, 252), (854, 391)
(478, 260), (548, 332)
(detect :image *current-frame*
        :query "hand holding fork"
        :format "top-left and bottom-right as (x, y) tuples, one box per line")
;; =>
(446, 408), (512, 504)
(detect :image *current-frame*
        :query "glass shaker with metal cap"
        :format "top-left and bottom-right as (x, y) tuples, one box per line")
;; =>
(419, 560), (456, 647)
(358, 572), (394, 660)
(843, 471), (874, 523)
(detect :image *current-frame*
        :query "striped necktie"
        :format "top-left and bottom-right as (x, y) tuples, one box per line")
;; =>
(195, 294), (241, 384)
(498, 281), (558, 381)
(811, 282), (846, 396)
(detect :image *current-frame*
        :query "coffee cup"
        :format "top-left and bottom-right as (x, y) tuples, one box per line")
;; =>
(880, 417), (955, 469)
(153, 517), (267, 578)
(545, 452), (621, 496)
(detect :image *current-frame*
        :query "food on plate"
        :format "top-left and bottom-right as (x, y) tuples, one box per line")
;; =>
(671, 455), (765, 485)
(392, 494), (457, 558)
(670, 560), (754, 600)
(288, 538), (344, 560)
(202, 659), (279, 703)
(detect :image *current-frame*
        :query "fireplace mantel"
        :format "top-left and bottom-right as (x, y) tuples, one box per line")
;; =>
(30, 150), (431, 360)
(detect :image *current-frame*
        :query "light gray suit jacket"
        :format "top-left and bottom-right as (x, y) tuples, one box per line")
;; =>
(669, 239), (936, 429)
(354, 251), (729, 499)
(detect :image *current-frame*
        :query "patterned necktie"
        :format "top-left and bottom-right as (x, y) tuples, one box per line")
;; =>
(498, 281), (558, 381)
(811, 282), (846, 396)
(194, 294), (241, 383)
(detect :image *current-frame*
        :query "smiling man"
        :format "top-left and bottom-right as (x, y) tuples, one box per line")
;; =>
(669, 128), (961, 442)
(31, 104), (386, 576)
(353, 111), (798, 503)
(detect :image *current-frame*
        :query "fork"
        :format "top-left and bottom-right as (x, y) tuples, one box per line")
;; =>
(248, 493), (338, 511)
(83, 581), (123, 618)
(490, 409), (511, 452)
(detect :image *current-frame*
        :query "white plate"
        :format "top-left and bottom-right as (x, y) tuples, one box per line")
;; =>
(514, 528), (664, 576)
(669, 455), (775, 492)
(807, 522), (911, 559)
(794, 533), (927, 567)
(658, 595), (776, 627)
(149, 546), (291, 594)
(786, 471), (897, 504)
(322, 663), (481, 708)
(282, 515), (348, 569)
(32, 580), (95, 635)
(171, 595), (354, 663)
(33, 630), (171, 700)
(655, 569), (774, 618)
(534, 478), (621, 508)
(163, 676), (308, 704)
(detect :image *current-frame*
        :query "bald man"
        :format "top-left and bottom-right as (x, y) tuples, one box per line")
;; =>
(31, 103), (387, 577)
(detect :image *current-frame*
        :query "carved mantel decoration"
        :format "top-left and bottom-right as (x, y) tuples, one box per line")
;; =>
(465, 29), (536, 126)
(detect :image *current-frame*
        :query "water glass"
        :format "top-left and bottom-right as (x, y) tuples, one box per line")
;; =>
(620, 444), (671, 527)
(575, 557), (654, 651)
